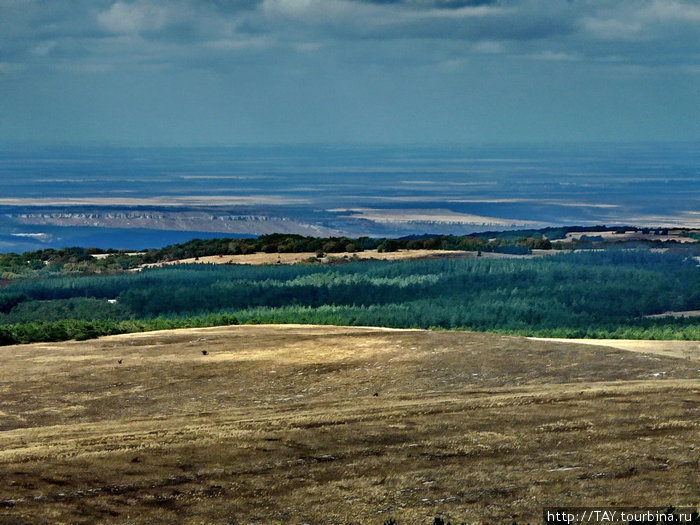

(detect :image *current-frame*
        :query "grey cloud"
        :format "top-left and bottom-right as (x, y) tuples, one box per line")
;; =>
(347, 0), (498, 6)
(1, 0), (698, 71)
(97, 2), (176, 34)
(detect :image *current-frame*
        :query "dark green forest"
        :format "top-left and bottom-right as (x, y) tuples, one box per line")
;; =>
(2, 249), (700, 345)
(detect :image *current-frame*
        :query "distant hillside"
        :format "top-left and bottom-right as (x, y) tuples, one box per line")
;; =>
(2, 225), (699, 281)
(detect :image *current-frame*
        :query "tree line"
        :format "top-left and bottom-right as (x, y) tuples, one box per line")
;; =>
(3, 226), (700, 281)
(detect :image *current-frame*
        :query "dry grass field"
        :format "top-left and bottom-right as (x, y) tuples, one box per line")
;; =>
(139, 249), (555, 268)
(562, 230), (700, 243)
(141, 250), (476, 267)
(0, 325), (698, 524)
(528, 337), (700, 362)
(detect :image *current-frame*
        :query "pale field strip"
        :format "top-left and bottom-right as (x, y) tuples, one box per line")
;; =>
(143, 249), (470, 267)
(644, 310), (700, 319)
(563, 230), (699, 243)
(139, 249), (556, 268)
(528, 337), (700, 362)
(91, 251), (145, 259)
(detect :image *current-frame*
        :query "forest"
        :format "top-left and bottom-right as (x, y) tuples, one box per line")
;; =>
(1, 249), (700, 345)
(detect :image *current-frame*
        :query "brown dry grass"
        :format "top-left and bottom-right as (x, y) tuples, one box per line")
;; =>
(143, 250), (472, 267)
(528, 337), (700, 362)
(142, 249), (554, 268)
(0, 325), (698, 524)
(563, 230), (699, 243)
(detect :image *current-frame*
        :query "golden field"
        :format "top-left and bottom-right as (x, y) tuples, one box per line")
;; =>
(141, 249), (477, 267)
(0, 325), (698, 524)
(138, 249), (556, 268)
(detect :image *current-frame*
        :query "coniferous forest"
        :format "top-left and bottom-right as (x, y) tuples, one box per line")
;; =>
(1, 249), (700, 345)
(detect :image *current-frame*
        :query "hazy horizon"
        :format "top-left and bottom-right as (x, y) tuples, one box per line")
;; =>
(1, 142), (698, 251)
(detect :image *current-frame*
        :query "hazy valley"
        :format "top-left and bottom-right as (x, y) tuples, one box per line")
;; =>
(2, 143), (699, 251)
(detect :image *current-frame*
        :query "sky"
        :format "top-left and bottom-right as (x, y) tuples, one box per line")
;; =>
(1, 0), (699, 146)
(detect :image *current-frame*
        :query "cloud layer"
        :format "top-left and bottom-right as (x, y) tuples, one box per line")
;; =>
(1, 1), (698, 144)
(2, 0), (699, 72)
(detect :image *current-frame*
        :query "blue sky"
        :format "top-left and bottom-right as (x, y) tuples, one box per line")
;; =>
(1, 0), (699, 145)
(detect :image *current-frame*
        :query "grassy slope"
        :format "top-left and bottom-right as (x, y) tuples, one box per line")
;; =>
(0, 325), (698, 524)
